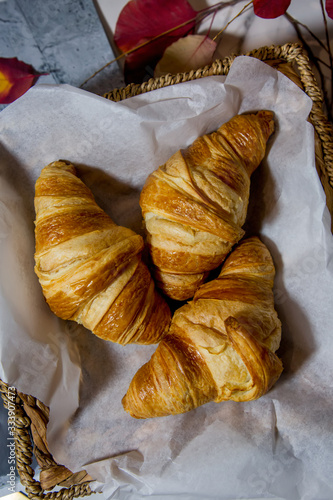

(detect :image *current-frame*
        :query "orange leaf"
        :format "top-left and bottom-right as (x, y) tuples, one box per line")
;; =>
(154, 34), (217, 77)
(0, 57), (46, 104)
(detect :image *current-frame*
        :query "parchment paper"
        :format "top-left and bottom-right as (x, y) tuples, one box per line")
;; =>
(1, 56), (333, 500)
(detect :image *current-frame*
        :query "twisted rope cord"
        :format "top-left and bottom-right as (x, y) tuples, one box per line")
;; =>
(0, 380), (93, 499)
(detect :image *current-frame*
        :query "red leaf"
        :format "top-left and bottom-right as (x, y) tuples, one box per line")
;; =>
(253, 0), (292, 19)
(0, 57), (46, 104)
(326, 0), (333, 19)
(114, 0), (197, 83)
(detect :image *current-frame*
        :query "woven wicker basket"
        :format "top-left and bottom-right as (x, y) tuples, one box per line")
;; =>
(1, 43), (332, 500)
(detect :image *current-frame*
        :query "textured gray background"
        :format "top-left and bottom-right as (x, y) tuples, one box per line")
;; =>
(0, 0), (124, 111)
(0, 0), (123, 494)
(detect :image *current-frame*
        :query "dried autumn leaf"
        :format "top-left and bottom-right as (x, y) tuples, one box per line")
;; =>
(154, 34), (217, 77)
(0, 57), (46, 104)
(114, 0), (198, 83)
(253, 0), (292, 19)
(326, 0), (333, 19)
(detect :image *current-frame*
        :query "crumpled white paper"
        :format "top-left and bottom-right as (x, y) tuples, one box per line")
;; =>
(1, 56), (333, 500)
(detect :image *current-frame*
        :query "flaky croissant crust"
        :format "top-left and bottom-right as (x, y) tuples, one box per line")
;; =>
(34, 160), (171, 345)
(122, 237), (283, 418)
(140, 111), (275, 300)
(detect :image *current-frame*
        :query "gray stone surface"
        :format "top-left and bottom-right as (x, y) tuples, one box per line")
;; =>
(0, 0), (124, 111)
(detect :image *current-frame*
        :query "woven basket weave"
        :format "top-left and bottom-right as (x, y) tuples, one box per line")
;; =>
(1, 43), (332, 500)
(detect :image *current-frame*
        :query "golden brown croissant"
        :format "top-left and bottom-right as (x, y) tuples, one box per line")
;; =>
(140, 111), (275, 300)
(122, 237), (283, 418)
(34, 160), (171, 345)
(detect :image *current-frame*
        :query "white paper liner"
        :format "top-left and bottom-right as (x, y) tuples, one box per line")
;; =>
(1, 56), (333, 500)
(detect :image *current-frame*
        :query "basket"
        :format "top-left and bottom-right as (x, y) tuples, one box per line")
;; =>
(1, 43), (333, 500)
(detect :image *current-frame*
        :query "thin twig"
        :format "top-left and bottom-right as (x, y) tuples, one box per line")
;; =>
(80, 0), (244, 88)
(284, 13), (331, 69)
(212, 0), (253, 41)
(284, 12), (328, 52)
(80, 17), (196, 88)
(196, 0), (243, 18)
(319, 0), (333, 106)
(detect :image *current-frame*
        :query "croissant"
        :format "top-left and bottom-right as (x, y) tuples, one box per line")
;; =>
(122, 236), (283, 418)
(140, 111), (275, 301)
(34, 160), (171, 345)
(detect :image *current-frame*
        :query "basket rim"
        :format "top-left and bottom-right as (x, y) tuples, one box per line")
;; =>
(1, 41), (333, 500)
(104, 42), (333, 189)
